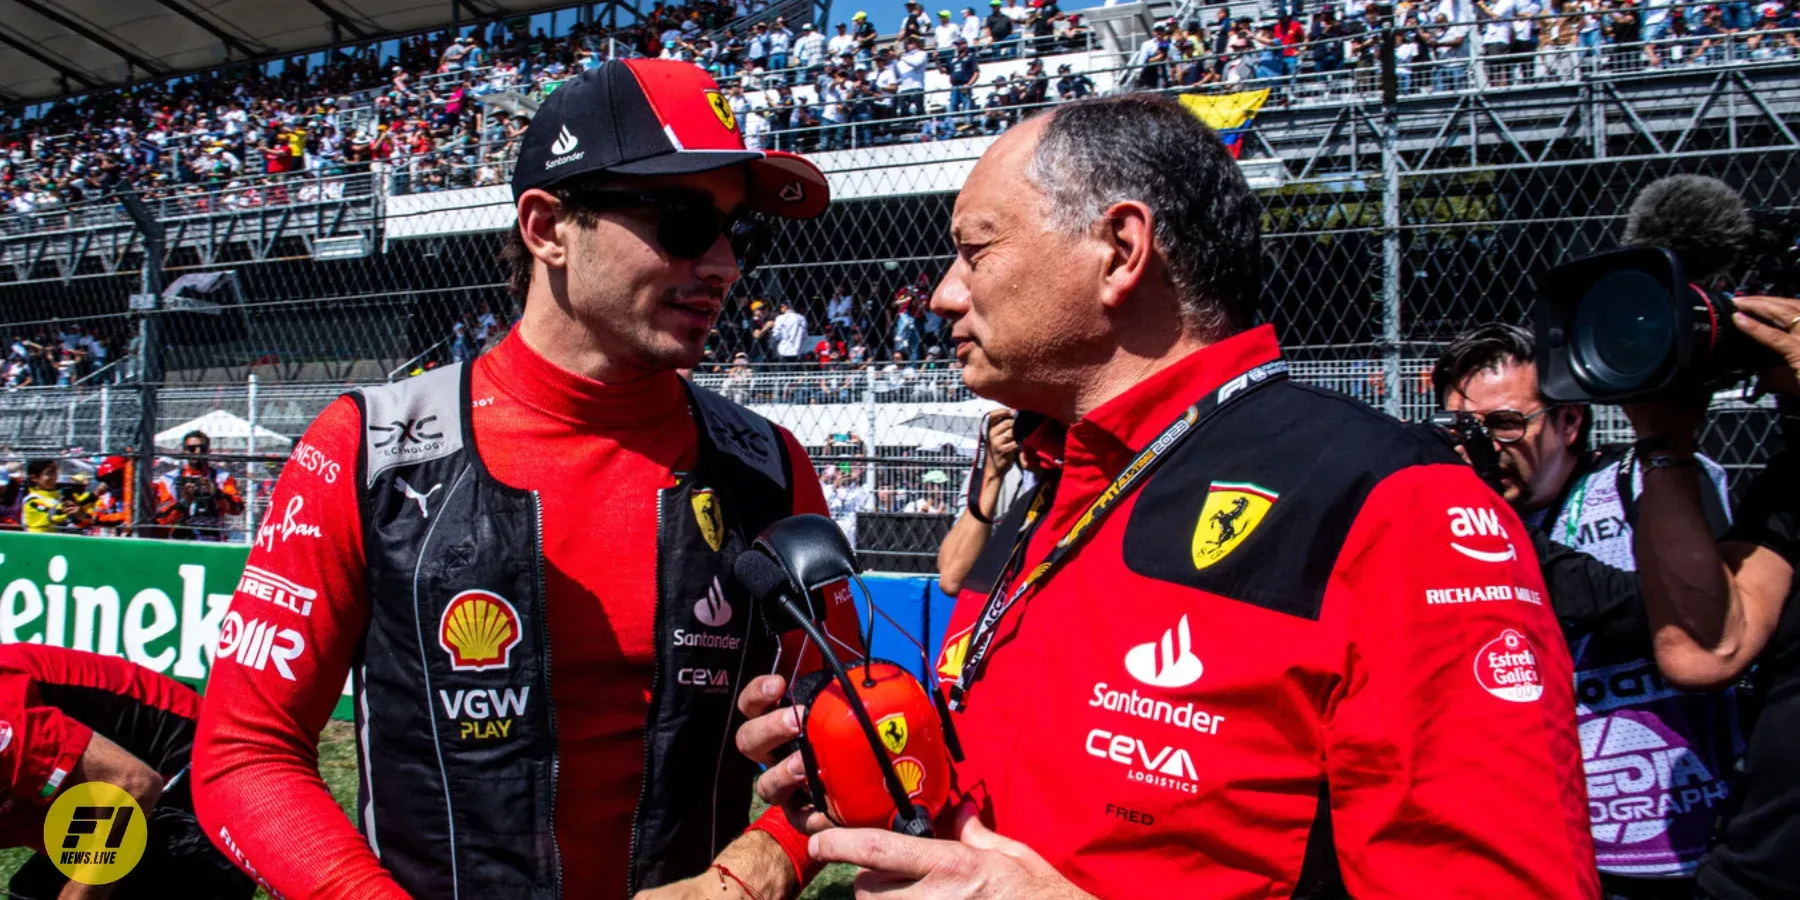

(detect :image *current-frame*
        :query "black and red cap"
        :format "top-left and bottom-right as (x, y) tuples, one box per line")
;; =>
(511, 59), (829, 218)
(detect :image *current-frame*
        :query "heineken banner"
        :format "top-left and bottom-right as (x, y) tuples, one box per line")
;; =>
(0, 531), (353, 720)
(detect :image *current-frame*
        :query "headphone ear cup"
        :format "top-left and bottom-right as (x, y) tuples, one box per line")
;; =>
(789, 668), (835, 707)
(795, 708), (835, 818)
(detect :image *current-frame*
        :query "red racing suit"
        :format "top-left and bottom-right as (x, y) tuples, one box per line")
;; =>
(936, 326), (1598, 898)
(193, 331), (858, 899)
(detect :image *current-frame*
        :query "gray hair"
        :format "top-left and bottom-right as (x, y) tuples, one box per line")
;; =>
(1024, 94), (1264, 338)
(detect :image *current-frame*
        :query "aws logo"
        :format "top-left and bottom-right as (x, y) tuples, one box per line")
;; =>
(1191, 482), (1277, 570)
(1448, 506), (1518, 564)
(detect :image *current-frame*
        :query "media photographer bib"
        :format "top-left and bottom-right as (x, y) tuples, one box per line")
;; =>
(1534, 448), (1745, 878)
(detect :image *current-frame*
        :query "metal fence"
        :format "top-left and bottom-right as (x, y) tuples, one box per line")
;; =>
(0, 46), (1795, 558)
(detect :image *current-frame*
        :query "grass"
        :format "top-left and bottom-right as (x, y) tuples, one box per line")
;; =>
(0, 722), (855, 898)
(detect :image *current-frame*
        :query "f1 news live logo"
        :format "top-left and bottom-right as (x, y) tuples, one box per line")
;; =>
(43, 781), (149, 885)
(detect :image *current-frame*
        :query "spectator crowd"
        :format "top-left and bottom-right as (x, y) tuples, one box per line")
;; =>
(3, 0), (1794, 213)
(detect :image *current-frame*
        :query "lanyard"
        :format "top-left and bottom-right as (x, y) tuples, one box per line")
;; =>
(948, 359), (1289, 711)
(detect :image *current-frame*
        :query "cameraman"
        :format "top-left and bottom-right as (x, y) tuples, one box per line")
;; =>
(152, 431), (243, 541)
(1625, 294), (1800, 900)
(935, 408), (1039, 596)
(1435, 323), (1745, 900)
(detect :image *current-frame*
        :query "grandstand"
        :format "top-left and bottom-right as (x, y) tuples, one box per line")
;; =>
(0, 0), (1796, 566)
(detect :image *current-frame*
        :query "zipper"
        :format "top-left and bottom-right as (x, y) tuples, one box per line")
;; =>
(626, 487), (668, 897)
(532, 490), (562, 898)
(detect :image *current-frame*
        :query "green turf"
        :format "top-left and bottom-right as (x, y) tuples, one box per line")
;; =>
(0, 722), (855, 898)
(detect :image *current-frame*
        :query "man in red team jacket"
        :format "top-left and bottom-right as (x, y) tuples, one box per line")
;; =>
(194, 60), (860, 900)
(739, 95), (1598, 898)
(0, 644), (252, 899)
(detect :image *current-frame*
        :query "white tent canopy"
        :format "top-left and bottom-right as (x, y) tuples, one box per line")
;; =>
(749, 399), (999, 455)
(154, 409), (291, 452)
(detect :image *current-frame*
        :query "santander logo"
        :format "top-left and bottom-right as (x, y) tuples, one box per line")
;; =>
(1125, 615), (1204, 689)
(550, 125), (579, 155)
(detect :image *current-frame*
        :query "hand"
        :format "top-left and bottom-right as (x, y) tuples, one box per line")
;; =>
(810, 802), (1093, 900)
(981, 410), (1018, 476)
(1732, 295), (1800, 399)
(734, 674), (832, 833)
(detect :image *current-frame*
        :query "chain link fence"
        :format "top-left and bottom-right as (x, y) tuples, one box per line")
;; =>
(0, 48), (1795, 556)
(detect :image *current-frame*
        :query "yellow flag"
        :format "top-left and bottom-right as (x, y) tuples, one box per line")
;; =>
(1178, 90), (1271, 133)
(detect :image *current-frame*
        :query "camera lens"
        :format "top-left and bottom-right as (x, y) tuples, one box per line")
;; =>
(1570, 269), (1677, 392)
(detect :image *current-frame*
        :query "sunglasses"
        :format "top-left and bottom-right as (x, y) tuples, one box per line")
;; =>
(1472, 406), (1556, 444)
(184, 444), (209, 452)
(560, 189), (776, 276)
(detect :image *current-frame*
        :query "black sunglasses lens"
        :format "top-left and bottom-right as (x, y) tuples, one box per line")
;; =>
(1484, 413), (1527, 441)
(655, 211), (720, 261)
(730, 218), (773, 275)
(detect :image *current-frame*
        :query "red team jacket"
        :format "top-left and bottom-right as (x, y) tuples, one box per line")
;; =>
(0, 644), (200, 851)
(937, 327), (1599, 898)
(193, 332), (856, 898)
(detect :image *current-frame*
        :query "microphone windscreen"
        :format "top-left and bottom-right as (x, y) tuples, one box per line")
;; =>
(734, 550), (790, 604)
(1622, 175), (1751, 282)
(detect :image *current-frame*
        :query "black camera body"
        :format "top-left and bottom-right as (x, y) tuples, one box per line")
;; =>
(1535, 246), (1778, 403)
(1427, 410), (1506, 495)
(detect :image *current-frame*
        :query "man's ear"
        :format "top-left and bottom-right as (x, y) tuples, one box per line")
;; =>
(1095, 199), (1155, 312)
(517, 189), (567, 272)
(1554, 404), (1586, 450)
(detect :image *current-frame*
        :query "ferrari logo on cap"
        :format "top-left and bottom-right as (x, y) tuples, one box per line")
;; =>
(705, 90), (737, 132)
(692, 489), (724, 552)
(1191, 482), (1278, 570)
(877, 713), (909, 755)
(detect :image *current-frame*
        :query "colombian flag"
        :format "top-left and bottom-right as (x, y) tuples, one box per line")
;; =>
(1178, 89), (1270, 159)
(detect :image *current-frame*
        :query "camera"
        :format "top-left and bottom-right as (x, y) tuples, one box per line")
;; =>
(1534, 198), (1799, 403)
(1534, 246), (1779, 402)
(1427, 411), (1505, 494)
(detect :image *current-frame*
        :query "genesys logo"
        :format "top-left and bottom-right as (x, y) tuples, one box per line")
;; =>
(1474, 629), (1543, 703)
(439, 590), (522, 672)
(217, 611), (305, 681)
(1125, 615), (1203, 689)
(1448, 506), (1518, 564)
(236, 564), (318, 618)
(1085, 728), (1198, 795)
(289, 441), (340, 484)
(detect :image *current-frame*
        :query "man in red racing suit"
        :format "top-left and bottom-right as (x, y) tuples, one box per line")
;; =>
(193, 60), (859, 900)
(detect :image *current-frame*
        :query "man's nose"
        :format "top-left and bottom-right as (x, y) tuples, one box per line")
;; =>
(931, 263), (970, 319)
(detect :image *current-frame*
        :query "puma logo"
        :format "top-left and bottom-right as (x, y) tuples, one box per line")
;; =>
(398, 477), (443, 518)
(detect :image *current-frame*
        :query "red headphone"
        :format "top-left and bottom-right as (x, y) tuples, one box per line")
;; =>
(736, 515), (963, 836)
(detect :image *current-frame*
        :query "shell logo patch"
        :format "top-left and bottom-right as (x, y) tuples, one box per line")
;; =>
(893, 756), (926, 798)
(1191, 482), (1278, 570)
(439, 590), (523, 672)
(706, 90), (737, 132)
(936, 627), (972, 682)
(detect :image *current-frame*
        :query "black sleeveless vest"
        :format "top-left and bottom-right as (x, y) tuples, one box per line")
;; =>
(349, 362), (796, 898)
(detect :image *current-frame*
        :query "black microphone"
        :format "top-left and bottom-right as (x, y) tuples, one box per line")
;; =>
(735, 549), (809, 637)
(1623, 174), (1752, 283)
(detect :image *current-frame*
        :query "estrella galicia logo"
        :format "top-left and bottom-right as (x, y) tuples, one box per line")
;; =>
(370, 416), (447, 460)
